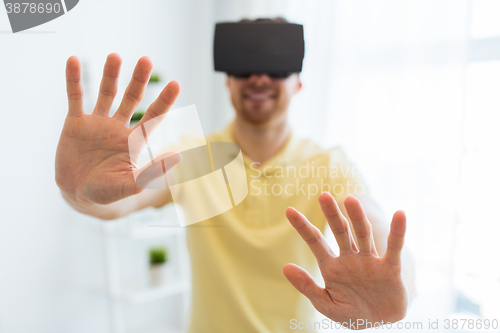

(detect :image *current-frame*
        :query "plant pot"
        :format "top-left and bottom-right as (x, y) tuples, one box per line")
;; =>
(149, 264), (166, 287)
(149, 263), (174, 286)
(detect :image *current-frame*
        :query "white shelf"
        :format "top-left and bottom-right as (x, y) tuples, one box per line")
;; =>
(84, 220), (184, 240)
(99, 203), (190, 333)
(127, 326), (183, 333)
(113, 281), (190, 304)
(113, 225), (185, 240)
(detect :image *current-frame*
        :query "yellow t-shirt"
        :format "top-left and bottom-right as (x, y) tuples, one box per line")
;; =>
(173, 122), (367, 333)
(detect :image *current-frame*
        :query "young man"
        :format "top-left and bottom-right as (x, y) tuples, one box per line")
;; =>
(56, 19), (412, 333)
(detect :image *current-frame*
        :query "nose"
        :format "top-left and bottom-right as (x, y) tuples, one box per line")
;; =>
(247, 73), (272, 86)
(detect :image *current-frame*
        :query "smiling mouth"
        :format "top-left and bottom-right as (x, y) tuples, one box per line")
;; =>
(244, 92), (276, 102)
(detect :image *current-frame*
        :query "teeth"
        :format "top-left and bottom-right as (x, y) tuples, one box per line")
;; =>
(248, 94), (271, 100)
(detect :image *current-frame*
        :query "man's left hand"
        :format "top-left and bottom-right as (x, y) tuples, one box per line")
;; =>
(284, 192), (408, 329)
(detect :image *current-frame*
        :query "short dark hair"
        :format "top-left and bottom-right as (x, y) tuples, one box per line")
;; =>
(238, 17), (289, 24)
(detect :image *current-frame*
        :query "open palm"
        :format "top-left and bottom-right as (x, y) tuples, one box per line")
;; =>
(284, 192), (408, 329)
(55, 54), (181, 205)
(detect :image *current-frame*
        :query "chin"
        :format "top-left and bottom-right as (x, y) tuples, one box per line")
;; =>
(242, 113), (274, 125)
(240, 108), (276, 125)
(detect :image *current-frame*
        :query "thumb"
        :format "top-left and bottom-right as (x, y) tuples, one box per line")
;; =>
(134, 151), (182, 189)
(283, 263), (324, 303)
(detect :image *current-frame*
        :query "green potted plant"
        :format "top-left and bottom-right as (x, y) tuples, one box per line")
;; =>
(130, 72), (163, 128)
(149, 246), (169, 286)
(141, 72), (163, 108)
(129, 109), (145, 128)
(148, 73), (161, 83)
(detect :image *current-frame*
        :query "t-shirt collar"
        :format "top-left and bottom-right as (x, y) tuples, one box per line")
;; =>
(215, 121), (299, 174)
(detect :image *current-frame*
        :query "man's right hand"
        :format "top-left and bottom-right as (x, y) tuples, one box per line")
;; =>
(55, 53), (181, 209)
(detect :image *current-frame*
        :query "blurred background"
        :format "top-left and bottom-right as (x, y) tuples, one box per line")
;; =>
(0, 0), (499, 332)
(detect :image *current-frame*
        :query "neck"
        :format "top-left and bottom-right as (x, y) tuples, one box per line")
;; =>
(233, 116), (291, 165)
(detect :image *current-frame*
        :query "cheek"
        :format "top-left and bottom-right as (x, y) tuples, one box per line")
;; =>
(234, 84), (246, 98)
(228, 84), (242, 102)
(277, 87), (293, 106)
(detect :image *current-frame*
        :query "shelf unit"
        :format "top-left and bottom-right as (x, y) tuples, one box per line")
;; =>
(101, 205), (190, 333)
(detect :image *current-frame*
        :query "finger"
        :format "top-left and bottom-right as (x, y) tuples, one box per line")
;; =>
(319, 192), (357, 253)
(93, 53), (122, 116)
(283, 263), (324, 304)
(343, 196), (378, 256)
(136, 80), (180, 128)
(134, 151), (182, 189)
(113, 56), (153, 123)
(65, 56), (84, 116)
(384, 210), (406, 266)
(286, 207), (336, 263)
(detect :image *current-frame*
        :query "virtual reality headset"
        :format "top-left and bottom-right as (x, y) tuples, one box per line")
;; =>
(213, 22), (305, 77)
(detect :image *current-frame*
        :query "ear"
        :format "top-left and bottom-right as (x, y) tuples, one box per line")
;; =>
(226, 75), (231, 89)
(294, 74), (302, 94)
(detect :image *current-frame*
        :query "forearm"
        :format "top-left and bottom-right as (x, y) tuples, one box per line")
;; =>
(61, 190), (137, 220)
(61, 188), (171, 220)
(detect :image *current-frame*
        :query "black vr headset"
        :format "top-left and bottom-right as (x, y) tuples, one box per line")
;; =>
(213, 21), (305, 79)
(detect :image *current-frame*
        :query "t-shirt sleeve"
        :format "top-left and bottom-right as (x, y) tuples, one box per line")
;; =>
(328, 146), (370, 204)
